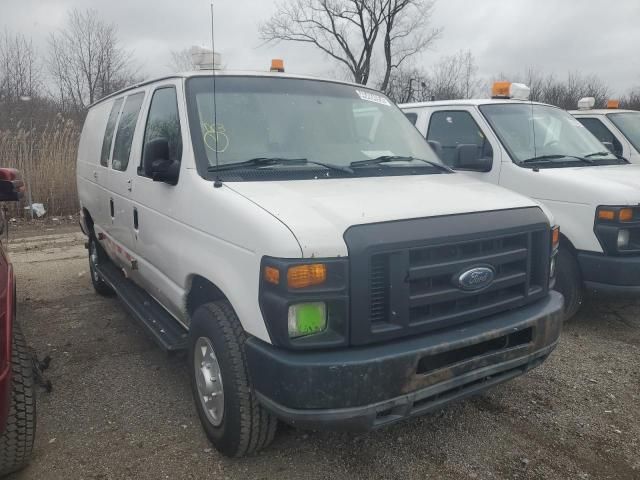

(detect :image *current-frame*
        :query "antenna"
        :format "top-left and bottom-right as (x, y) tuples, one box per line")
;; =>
(210, 1), (222, 188)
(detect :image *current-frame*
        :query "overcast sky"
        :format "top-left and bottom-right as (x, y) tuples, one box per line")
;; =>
(2, 0), (639, 96)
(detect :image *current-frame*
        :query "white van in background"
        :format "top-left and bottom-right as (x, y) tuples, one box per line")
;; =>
(401, 82), (640, 319)
(77, 68), (563, 457)
(570, 98), (640, 163)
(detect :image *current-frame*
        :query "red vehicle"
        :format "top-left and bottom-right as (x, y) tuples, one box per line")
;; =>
(0, 168), (35, 476)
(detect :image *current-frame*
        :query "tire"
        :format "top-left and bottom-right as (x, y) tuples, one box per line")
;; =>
(0, 322), (36, 476)
(88, 236), (115, 297)
(189, 301), (277, 457)
(554, 246), (583, 321)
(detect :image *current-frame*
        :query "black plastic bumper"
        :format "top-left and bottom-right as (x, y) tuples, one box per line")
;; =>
(245, 291), (563, 432)
(578, 251), (640, 294)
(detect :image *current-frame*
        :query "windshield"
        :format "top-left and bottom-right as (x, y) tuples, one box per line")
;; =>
(185, 76), (442, 177)
(480, 103), (619, 166)
(608, 112), (640, 153)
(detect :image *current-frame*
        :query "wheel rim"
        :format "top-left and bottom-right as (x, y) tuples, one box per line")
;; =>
(89, 240), (99, 281)
(194, 337), (224, 426)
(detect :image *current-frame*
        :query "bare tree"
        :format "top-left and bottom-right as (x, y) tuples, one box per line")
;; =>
(621, 88), (640, 110)
(169, 48), (194, 71)
(385, 50), (480, 103)
(260, 0), (440, 87)
(379, 0), (441, 91)
(0, 30), (42, 101)
(48, 9), (137, 112)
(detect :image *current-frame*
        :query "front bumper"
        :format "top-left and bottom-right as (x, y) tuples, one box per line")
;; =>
(578, 251), (640, 294)
(246, 291), (563, 432)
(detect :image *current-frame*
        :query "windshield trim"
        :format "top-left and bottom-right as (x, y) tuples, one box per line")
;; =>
(607, 112), (640, 153)
(479, 103), (619, 169)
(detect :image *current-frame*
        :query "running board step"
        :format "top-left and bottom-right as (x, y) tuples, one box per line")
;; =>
(96, 262), (188, 352)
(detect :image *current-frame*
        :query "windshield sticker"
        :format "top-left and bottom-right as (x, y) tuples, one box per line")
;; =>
(361, 150), (395, 158)
(203, 122), (229, 153)
(355, 89), (391, 107)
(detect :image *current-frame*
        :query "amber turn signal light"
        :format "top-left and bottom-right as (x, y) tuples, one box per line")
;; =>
(287, 264), (327, 289)
(264, 266), (280, 285)
(619, 208), (634, 222)
(552, 226), (560, 250)
(598, 209), (616, 221)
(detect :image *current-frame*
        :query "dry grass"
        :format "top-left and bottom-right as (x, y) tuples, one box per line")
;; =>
(0, 119), (80, 217)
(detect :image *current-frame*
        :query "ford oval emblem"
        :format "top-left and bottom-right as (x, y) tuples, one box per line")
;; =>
(456, 266), (495, 291)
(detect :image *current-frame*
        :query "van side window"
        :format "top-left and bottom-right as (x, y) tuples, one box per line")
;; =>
(112, 92), (145, 171)
(140, 87), (183, 176)
(576, 118), (623, 156)
(427, 111), (493, 168)
(100, 98), (123, 167)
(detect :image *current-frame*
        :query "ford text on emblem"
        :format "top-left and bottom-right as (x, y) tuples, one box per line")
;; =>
(456, 266), (495, 291)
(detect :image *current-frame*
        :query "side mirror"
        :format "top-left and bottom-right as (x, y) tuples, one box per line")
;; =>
(143, 138), (179, 185)
(455, 144), (492, 172)
(0, 168), (25, 202)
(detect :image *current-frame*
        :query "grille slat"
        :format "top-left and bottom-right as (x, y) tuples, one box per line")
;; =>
(408, 247), (528, 280)
(409, 271), (527, 308)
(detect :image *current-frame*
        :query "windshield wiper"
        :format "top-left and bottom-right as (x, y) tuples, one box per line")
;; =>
(349, 155), (453, 173)
(584, 151), (611, 158)
(584, 151), (629, 163)
(521, 154), (594, 165)
(208, 157), (354, 174)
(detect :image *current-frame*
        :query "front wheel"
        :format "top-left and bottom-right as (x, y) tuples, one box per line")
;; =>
(554, 246), (583, 321)
(189, 301), (277, 457)
(0, 322), (36, 476)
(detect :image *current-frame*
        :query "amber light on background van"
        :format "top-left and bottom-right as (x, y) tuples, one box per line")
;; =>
(607, 99), (620, 109)
(287, 264), (327, 289)
(492, 81), (511, 98)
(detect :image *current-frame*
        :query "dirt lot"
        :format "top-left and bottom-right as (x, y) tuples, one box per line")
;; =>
(6, 225), (640, 479)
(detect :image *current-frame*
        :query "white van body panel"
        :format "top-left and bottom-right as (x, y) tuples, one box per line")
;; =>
(228, 174), (547, 258)
(402, 101), (640, 255)
(76, 101), (113, 231)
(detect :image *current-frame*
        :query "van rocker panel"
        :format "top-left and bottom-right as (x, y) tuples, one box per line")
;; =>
(245, 291), (563, 431)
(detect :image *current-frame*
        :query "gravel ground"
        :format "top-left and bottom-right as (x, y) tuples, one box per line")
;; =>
(6, 226), (640, 480)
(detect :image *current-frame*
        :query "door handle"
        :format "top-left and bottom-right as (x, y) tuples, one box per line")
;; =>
(133, 208), (139, 230)
(109, 198), (114, 218)
(127, 179), (132, 192)
(93, 171), (98, 181)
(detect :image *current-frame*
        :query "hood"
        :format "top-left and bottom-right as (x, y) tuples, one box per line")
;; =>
(227, 174), (547, 257)
(520, 163), (640, 205)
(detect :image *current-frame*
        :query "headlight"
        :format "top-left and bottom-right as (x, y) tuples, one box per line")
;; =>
(617, 229), (630, 249)
(595, 206), (640, 255)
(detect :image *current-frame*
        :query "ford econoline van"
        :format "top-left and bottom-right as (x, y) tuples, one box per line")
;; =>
(77, 70), (563, 456)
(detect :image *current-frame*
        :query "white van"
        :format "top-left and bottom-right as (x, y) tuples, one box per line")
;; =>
(77, 69), (563, 457)
(401, 82), (640, 319)
(570, 98), (640, 163)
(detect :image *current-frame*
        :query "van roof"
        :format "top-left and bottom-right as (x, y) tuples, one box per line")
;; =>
(90, 70), (375, 108)
(569, 108), (637, 115)
(399, 99), (552, 109)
